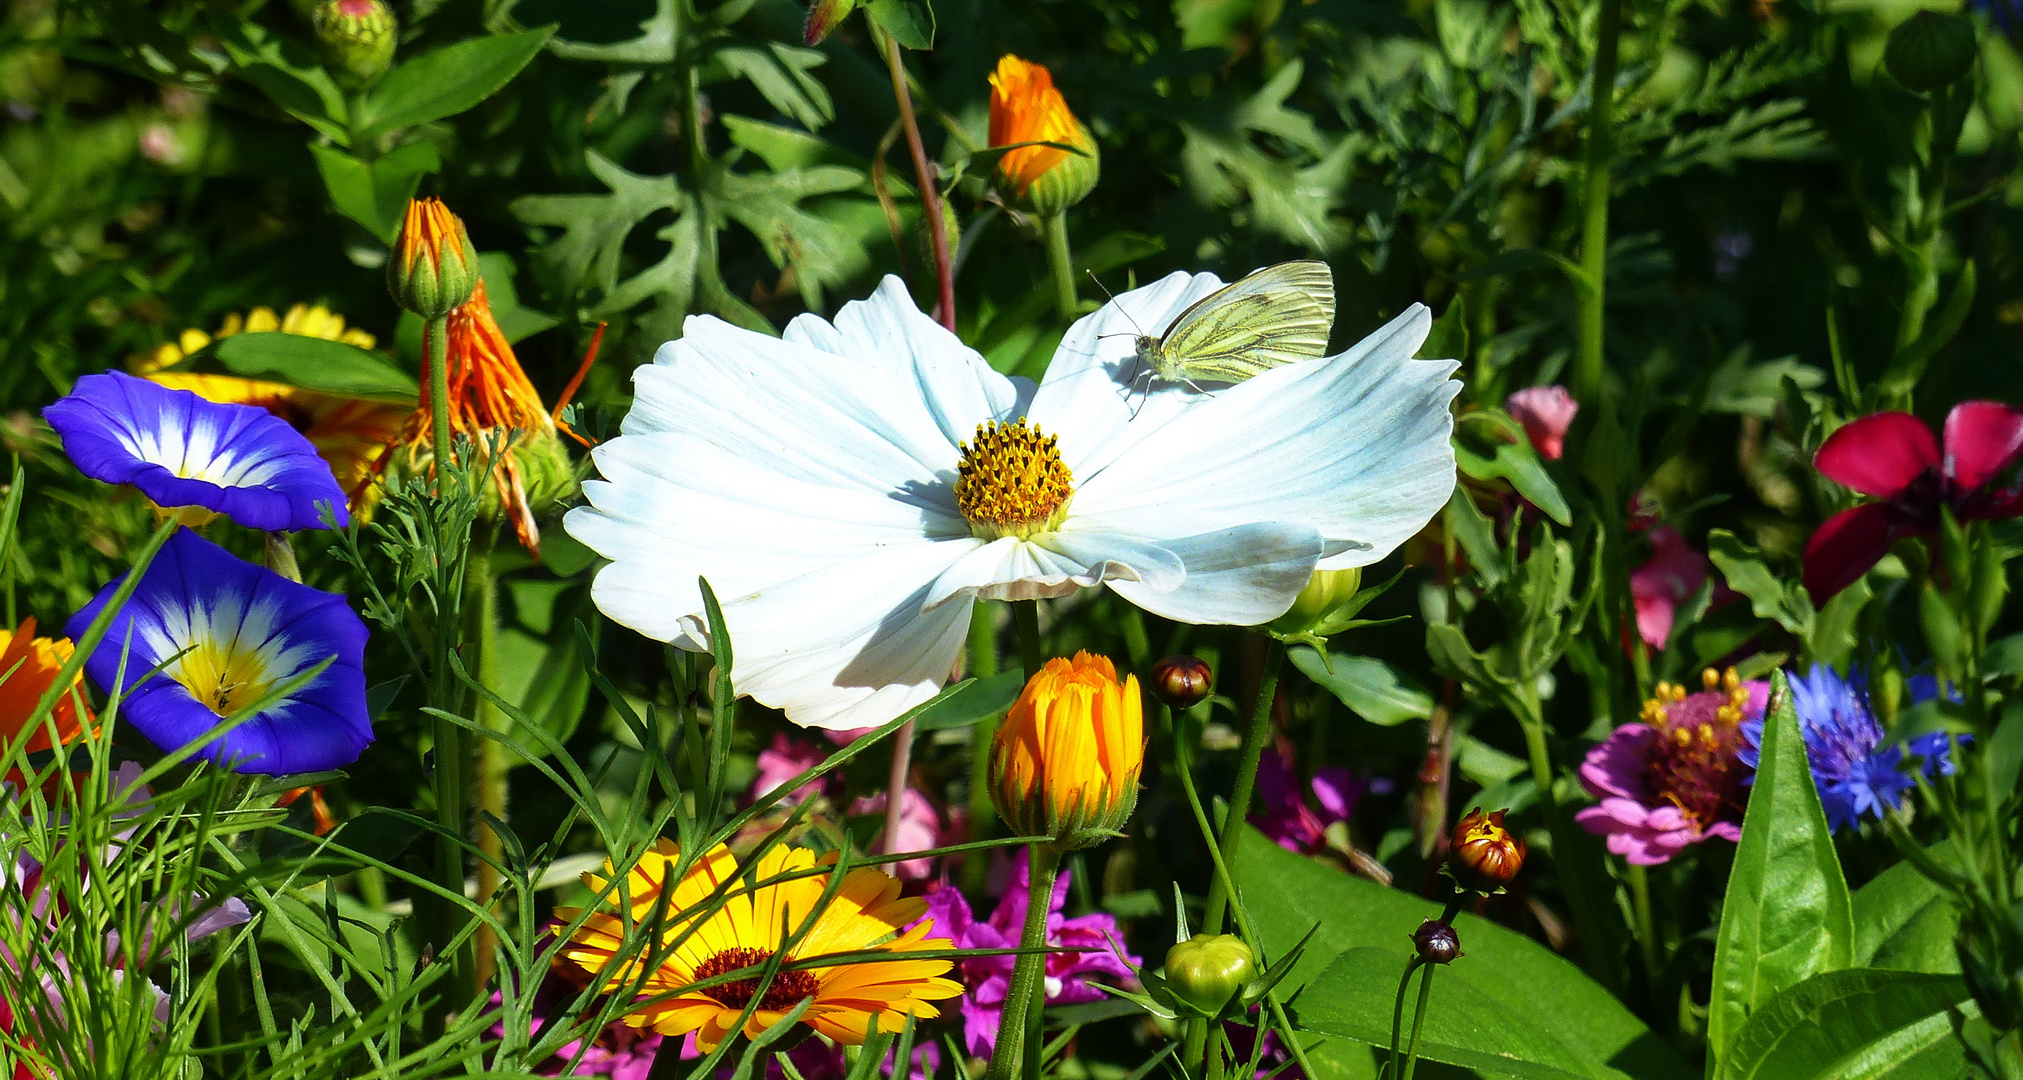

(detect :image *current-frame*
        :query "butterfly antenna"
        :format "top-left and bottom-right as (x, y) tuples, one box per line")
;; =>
(1085, 270), (1147, 336)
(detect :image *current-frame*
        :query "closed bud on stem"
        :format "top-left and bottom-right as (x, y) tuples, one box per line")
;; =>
(313, 0), (397, 89)
(803, 0), (859, 45)
(1265, 567), (1363, 637)
(1885, 11), (1977, 93)
(1412, 919), (1462, 965)
(1149, 654), (1212, 711)
(990, 651), (1143, 850)
(1165, 933), (1255, 1016)
(1447, 808), (1525, 894)
(388, 198), (479, 320)
(987, 55), (1099, 218)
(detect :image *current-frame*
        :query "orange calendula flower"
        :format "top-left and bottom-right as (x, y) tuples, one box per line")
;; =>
(396, 277), (572, 554)
(990, 650), (1143, 849)
(987, 55), (1099, 216)
(0, 618), (94, 788)
(388, 197), (478, 320)
(134, 304), (407, 512)
(558, 840), (962, 1051)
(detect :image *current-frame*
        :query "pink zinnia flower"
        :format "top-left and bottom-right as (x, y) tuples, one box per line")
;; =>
(1804, 402), (2023, 603)
(746, 733), (834, 805)
(1574, 669), (1768, 865)
(1505, 385), (1579, 461)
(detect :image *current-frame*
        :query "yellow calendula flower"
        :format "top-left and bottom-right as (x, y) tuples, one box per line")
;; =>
(990, 651), (1143, 849)
(134, 303), (406, 511)
(987, 55), (1099, 217)
(558, 840), (962, 1051)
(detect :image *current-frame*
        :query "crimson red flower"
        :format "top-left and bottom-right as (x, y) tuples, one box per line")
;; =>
(1804, 402), (2023, 602)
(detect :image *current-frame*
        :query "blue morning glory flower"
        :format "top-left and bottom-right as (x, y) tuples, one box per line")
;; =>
(43, 370), (350, 532)
(65, 528), (373, 775)
(1738, 664), (1958, 832)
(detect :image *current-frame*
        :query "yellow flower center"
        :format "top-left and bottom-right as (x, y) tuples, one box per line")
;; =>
(954, 418), (1074, 541)
(690, 946), (821, 1011)
(177, 639), (278, 716)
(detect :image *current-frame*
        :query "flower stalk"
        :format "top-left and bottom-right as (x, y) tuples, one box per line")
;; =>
(1042, 213), (1076, 320)
(1570, 0), (1623, 405)
(880, 30), (954, 332)
(1203, 636), (1285, 935)
(984, 842), (1062, 1080)
(964, 600), (1002, 894)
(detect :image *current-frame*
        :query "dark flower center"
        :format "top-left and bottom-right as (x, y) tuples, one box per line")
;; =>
(690, 946), (821, 1011)
(1640, 671), (1753, 832)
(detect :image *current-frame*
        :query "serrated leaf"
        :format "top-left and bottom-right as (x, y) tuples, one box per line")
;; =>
(1708, 670), (1854, 1068)
(1708, 528), (1813, 635)
(352, 28), (554, 143)
(512, 152), (688, 300)
(712, 163), (868, 311)
(712, 43), (834, 130)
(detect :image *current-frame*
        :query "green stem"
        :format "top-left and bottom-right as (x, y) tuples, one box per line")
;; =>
(1570, 0), (1624, 404)
(1012, 599), (1043, 679)
(470, 538), (505, 991)
(422, 309), (469, 1034)
(1182, 1020), (1209, 1080)
(984, 843), (1063, 1080)
(1627, 861), (1659, 987)
(1042, 213), (1077, 321)
(1387, 958), (1424, 1080)
(964, 600), (1002, 895)
(1400, 961), (1436, 1080)
(427, 316), (453, 478)
(1203, 636), (1286, 935)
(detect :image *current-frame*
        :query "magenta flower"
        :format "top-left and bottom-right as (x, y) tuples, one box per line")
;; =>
(1505, 385), (1578, 461)
(1249, 747), (1366, 856)
(1575, 671), (1768, 865)
(848, 788), (954, 880)
(916, 851), (1139, 1057)
(1804, 401), (2023, 603)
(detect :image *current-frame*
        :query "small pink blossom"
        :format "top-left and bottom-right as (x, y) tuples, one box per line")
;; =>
(849, 788), (953, 880)
(747, 733), (833, 805)
(1505, 386), (1579, 461)
(1629, 526), (1708, 649)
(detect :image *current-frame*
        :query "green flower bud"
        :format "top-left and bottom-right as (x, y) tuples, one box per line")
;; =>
(1149, 654), (1212, 711)
(387, 198), (479, 321)
(313, 0), (397, 90)
(1265, 567), (1363, 637)
(1165, 934), (1255, 1017)
(803, 0), (859, 45)
(1885, 11), (1977, 93)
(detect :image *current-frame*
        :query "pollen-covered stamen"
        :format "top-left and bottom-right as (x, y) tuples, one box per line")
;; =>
(954, 418), (1074, 540)
(1641, 667), (1750, 828)
(690, 946), (822, 1011)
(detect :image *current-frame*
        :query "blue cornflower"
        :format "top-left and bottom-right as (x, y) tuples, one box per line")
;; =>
(1739, 664), (1957, 832)
(66, 528), (372, 775)
(44, 370), (349, 531)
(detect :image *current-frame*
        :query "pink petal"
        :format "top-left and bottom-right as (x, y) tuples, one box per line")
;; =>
(1505, 385), (1579, 461)
(1943, 401), (2023, 493)
(1814, 412), (1938, 497)
(1633, 594), (1674, 650)
(1802, 502), (1899, 605)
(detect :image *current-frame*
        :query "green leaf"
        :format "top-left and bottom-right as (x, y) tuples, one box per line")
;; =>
(711, 43), (834, 130)
(911, 671), (1022, 731)
(1717, 969), (1972, 1080)
(511, 151), (688, 301)
(353, 27), (555, 144)
(1708, 670), (1854, 1067)
(1880, 260), (1976, 401)
(1708, 529), (1813, 635)
(1453, 411), (1572, 527)
(205, 333), (418, 401)
(1425, 622), (1517, 701)
(1803, 576), (1870, 671)
(492, 581), (597, 755)
(309, 142), (442, 241)
(712, 163), (870, 312)
(217, 19), (349, 143)
(1852, 843), (1963, 974)
(1288, 647), (1433, 726)
(1231, 831), (1690, 1080)
(865, 0), (934, 48)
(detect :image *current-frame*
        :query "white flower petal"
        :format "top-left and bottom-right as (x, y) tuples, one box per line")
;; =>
(921, 531), (1187, 610)
(1105, 522), (1325, 625)
(1030, 270), (1240, 477)
(674, 543), (980, 731)
(1070, 305), (1459, 570)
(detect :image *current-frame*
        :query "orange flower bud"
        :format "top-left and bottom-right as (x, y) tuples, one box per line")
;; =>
(987, 55), (1099, 217)
(1448, 808), (1526, 893)
(387, 198), (478, 320)
(990, 651), (1143, 849)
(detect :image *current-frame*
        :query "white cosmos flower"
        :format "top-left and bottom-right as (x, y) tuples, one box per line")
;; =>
(565, 272), (1461, 730)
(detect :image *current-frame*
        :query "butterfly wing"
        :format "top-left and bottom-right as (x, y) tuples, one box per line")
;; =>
(1153, 260), (1337, 383)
